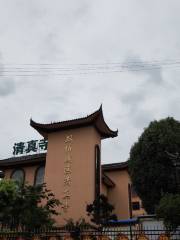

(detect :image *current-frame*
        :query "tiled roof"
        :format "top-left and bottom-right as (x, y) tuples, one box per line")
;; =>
(102, 161), (128, 171)
(30, 106), (118, 139)
(0, 153), (46, 169)
(102, 172), (115, 187)
(0, 153), (128, 172)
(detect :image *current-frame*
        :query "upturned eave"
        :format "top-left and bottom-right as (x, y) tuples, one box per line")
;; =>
(30, 106), (118, 139)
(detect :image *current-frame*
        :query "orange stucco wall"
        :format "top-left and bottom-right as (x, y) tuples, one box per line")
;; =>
(103, 170), (146, 219)
(4, 165), (41, 185)
(104, 170), (131, 220)
(44, 126), (101, 225)
(131, 195), (146, 217)
(101, 182), (108, 196)
(4, 163), (145, 223)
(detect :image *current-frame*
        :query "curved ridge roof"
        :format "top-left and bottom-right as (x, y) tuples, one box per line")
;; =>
(30, 106), (118, 139)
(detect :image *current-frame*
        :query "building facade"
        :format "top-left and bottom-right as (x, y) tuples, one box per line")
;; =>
(0, 106), (145, 225)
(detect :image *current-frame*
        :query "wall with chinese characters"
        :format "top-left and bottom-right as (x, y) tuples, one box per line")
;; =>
(2, 139), (146, 223)
(44, 125), (101, 223)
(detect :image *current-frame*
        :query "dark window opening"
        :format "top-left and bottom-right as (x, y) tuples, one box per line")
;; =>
(34, 166), (45, 186)
(0, 170), (4, 179)
(95, 145), (101, 200)
(132, 201), (140, 210)
(11, 169), (25, 184)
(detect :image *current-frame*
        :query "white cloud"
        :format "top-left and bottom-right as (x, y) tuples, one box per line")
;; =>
(0, 0), (180, 163)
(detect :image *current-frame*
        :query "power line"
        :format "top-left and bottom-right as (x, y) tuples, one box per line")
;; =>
(1, 59), (180, 76)
(2, 58), (180, 65)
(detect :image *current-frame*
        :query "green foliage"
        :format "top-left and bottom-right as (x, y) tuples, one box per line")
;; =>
(86, 194), (117, 225)
(129, 117), (180, 213)
(0, 180), (61, 229)
(156, 194), (180, 232)
(0, 180), (18, 224)
(64, 218), (95, 240)
(0, 179), (17, 195)
(64, 218), (93, 229)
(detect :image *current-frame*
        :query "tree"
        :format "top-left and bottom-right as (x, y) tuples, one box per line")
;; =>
(0, 180), (18, 225)
(86, 194), (117, 225)
(129, 117), (180, 213)
(64, 218), (95, 239)
(0, 180), (61, 230)
(156, 194), (180, 232)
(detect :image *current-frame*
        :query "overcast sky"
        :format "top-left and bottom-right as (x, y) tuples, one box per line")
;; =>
(0, 0), (180, 163)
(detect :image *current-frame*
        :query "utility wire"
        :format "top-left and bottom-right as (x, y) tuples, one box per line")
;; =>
(3, 58), (180, 65)
(1, 59), (180, 76)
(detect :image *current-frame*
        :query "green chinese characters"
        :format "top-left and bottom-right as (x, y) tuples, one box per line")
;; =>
(13, 139), (48, 155)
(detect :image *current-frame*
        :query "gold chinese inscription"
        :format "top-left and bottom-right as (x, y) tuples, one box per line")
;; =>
(62, 135), (73, 213)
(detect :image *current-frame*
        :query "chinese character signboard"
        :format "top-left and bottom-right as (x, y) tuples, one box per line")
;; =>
(13, 139), (48, 156)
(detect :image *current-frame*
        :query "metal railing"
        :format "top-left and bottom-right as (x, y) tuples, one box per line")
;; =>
(0, 226), (179, 240)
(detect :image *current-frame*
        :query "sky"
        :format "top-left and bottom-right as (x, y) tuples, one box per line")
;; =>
(1, 0), (180, 163)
